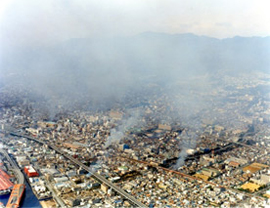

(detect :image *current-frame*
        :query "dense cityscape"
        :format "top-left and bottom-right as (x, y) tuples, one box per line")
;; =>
(1, 71), (270, 207)
(0, 1), (270, 207)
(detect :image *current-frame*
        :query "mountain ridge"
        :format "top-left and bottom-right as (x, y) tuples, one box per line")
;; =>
(1, 32), (269, 79)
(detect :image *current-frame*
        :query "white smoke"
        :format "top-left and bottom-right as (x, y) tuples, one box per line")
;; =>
(105, 109), (142, 148)
(174, 130), (198, 169)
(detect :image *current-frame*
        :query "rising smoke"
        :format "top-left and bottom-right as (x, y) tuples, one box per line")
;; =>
(1, 25), (269, 170)
(105, 109), (142, 148)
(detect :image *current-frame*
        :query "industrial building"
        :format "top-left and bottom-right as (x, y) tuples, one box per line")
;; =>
(0, 168), (13, 194)
(24, 165), (39, 177)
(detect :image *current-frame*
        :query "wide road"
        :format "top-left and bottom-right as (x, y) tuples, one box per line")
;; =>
(2, 129), (145, 207)
(0, 149), (25, 184)
(46, 180), (66, 208)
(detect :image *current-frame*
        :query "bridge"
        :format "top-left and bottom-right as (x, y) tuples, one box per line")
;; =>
(1, 128), (145, 207)
(0, 148), (25, 208)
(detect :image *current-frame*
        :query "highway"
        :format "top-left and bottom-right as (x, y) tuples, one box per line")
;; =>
(46, 180), (66, 208)
(0, 149), (25, 185)
(2, 128), (145, 207)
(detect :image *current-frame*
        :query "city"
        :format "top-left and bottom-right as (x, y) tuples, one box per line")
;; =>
(0, 1), (270, 207)
(1, 72), (270, 207)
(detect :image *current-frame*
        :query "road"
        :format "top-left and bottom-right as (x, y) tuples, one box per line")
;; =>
(2, 129), (145, 207)
(46, 180), (66, 208)
(0, 148), (25, 184)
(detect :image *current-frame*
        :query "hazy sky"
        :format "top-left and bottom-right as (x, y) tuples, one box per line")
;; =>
(1, 0), (270, 48)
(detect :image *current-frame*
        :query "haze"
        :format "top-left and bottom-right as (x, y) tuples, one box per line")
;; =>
(0, 0), (270, 187)
(0, 1), (269, 113)
(1, 0), (270, 49)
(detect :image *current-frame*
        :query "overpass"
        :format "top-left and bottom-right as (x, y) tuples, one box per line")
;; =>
(1, 128), (145, 207)
(0, 149), (24, 185)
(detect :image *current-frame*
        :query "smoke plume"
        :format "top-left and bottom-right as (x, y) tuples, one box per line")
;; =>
(105, 109), (142, 148)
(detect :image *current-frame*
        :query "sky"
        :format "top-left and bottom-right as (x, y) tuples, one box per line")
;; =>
(0, 0), (270, 48)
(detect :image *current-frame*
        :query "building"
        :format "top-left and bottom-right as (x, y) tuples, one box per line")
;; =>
(241, 182), (260, 193)
(24, 166), (39, 177)
(18, 160), (30, 167)
(101, 184), (108, 193)
(194, 173), (209, 181)
(243, 163), (268, 174)
(158, 124), (171, 131)
(54, 176), (69, 183)
(0, 169), (13, 193)
(109, 111), (123, 120)
(261, 174), (270, 185)
(228, 161), (241, 168)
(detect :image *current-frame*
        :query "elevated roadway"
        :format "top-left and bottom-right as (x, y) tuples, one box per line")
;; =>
(46, 180), (66, 208)
(2, 129), (145, 207)
(0, 149), (24, 184)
